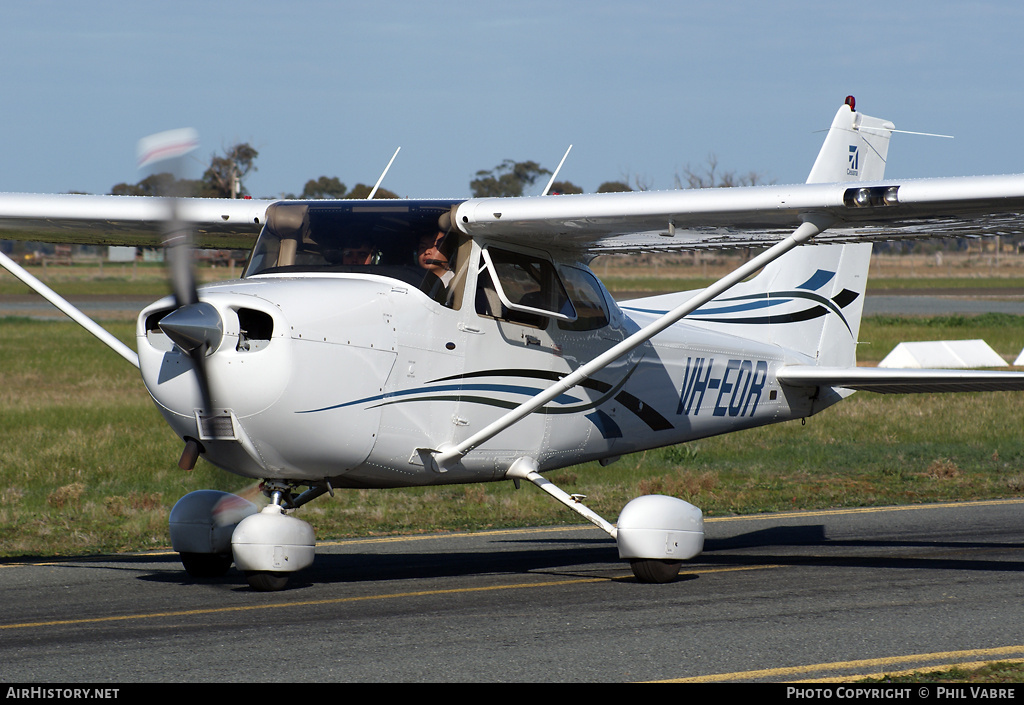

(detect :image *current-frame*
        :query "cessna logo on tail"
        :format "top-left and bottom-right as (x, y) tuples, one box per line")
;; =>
(847, 145), (860, 176)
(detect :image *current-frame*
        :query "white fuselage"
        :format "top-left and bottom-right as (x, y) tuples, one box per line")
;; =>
(137, 250), (824, 488)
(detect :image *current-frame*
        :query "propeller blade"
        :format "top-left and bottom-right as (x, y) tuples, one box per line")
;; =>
(212, 485), (262, 527)
(136, 128), (220, 458)
(162, 210), (200, 309)
(158, 205), (218, 414)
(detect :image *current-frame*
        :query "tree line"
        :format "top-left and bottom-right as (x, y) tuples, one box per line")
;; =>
(110, 143), (768, 199)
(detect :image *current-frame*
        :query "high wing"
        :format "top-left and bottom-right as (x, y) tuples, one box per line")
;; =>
(451, 174), (1024, 254)
(6, 175), (1024, 253)
(0, 193), (271, 248)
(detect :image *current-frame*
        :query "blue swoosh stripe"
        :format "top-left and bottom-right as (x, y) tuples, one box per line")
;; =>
(297, 383), (582, 414)
(796, 269), (836, 291)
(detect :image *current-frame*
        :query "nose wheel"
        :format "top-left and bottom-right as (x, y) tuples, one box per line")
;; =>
(231, 481), (317, 591)
(244, 570), (291, 592)
(629, 558), (683, 584)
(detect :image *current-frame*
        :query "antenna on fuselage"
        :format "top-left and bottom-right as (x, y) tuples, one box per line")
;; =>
(540, 144), (573, 196)
(367, 147), (401, 199)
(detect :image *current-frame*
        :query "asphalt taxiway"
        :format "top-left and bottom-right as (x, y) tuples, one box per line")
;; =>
(2, 499), (1022, 683)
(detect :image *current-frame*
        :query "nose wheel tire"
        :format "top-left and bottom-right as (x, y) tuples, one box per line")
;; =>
(629, 558), (682, 583)
(245, 570), (290, 592)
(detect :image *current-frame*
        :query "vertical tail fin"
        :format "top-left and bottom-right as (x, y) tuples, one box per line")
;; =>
(689, 99), (892, 366)
(806, 96), (895, 184)
(685, 241), (872, 368)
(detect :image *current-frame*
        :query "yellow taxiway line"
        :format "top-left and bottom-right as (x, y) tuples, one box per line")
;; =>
(651, 647), (1024, 683)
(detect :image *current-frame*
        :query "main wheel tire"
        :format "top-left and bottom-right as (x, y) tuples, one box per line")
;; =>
(245, 570), (290, 592)
(180, 552), (232, 578)
(629, 558), (682, 583)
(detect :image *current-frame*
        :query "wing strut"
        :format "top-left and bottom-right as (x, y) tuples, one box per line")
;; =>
(432, 214), (833, 470)
(0, 249), (139, 368)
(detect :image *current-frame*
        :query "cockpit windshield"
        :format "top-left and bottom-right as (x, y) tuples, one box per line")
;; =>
(244, 200), (464, 306)
(243, 199), (618, 330)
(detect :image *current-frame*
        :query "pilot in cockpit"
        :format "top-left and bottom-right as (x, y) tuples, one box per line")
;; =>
(417, 213), (456, 303)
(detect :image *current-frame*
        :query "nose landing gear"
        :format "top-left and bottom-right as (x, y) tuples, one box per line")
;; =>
(171, 481), (320, 592)
(231, 481), (317, 592)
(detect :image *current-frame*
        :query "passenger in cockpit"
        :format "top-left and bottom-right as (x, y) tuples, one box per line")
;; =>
(341, 238), (377, 265)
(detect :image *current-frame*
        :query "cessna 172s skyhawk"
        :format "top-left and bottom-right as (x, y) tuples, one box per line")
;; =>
(3, 97), (1024, 591)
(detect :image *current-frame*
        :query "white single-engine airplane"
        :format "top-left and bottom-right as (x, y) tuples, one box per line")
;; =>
(3, 97), (1024, 591)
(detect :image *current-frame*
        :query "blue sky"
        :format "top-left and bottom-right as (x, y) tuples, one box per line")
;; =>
(2, 1), (1021, 200)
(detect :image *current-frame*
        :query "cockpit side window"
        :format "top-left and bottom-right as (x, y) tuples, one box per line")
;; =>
(557, 266), (610, 331)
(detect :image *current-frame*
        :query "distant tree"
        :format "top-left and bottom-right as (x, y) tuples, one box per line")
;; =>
(596, 180), (633, 193)
(109, 181), (143, 197)
(301, 176), (348, 199)
(344, 183), (399, 199)
(111, 172), (172, 197)
(612, 172), (655, 192)
(548, 180), (582, 195)
(676, 154), (769, 189)
(110, 143), (259, 199)
(282, 179), (400, 200)
(470, 159), (551, 198)
(110, 172), (203, 197)
(201, 143), (259, 198)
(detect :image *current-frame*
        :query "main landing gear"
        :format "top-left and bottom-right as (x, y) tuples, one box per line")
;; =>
(505, 457), (704, 583)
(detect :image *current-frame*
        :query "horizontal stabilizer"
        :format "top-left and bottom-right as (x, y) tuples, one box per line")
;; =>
(777, 365), (1024, 394)
(879, 339), (1007, 369)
